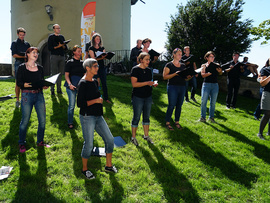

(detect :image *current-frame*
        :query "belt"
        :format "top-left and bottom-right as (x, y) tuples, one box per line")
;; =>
(22, 90), (41, 93)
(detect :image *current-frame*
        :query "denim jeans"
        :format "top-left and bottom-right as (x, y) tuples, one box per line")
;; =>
(98, 67), (108, 100)
(14, 60), (23, 78)
(131, 96), (152, 127)
(185, 76), (197, 99)
(80, 115), (114, 159)
(50, 55), (65, 93)
(19, 92), (46, 145)
(254, 87), (263, 118)
(201, 83), (219, 119)
(66, 87), (77, 124)
(165, 85), (186, 122)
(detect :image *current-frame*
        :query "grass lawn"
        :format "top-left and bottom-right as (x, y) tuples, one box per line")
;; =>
(1, 74), (270, 202)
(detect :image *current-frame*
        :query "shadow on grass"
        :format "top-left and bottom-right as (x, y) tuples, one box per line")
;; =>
(1, 108), (21, 160)
(170, 128), (257, 188)
(139, 145), (200, 203)
(50, 94), (69, 133)
(13, 148), (63, 202)
(214, 123), (270, 165)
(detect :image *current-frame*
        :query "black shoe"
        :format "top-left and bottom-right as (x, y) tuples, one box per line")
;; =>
(82, 170), (95, 179)
(257, 134), (265, 140)
(105, 165), (118, 173)
(51, 91), (55, 96)
(185, 98), (190, 102)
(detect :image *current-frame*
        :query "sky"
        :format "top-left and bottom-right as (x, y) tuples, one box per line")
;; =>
(1, 0), (270, 69)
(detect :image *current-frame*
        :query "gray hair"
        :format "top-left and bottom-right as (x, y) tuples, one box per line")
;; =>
(83, 58), (97, 71)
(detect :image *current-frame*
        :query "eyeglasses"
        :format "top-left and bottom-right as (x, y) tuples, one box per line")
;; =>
(92, 65), (99, 68)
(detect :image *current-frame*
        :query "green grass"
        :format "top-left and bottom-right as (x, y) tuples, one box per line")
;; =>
(1, 75), (270, 202)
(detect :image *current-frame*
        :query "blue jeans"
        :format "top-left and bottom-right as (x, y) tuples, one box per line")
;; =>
(98, 67), (108, 100)
(80, 115), (114, 159)
(66, 87), (77, 124)
(19, 92), (46, 145)
(131, 96), (152, 127)
(14, 60), (23, 78)
(185, 76), (197, 99)
(201, 83), (219, 119)
(254, 87), (263, 118)
(165, 85), (186, 122)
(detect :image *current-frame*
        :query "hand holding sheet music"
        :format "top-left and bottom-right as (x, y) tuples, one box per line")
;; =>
(96, 51), (115, 60)
(30, 73), (60, 88)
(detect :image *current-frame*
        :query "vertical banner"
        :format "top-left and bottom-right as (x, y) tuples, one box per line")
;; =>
(81, 2), (96, 60)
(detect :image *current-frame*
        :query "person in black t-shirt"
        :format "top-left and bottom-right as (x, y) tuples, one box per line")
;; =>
(130, 52), (158, 146)
(199, 51), (222, 123)
(85, 31), (96, 59)
(48, 24), (67, 95)
(64, 45), (85, 129)
(10, 27), (30, 108)
(16, 47), (49, 153)
(257, 59), (270, 140)
(163, 48), (191, 130)
(223, 52), (244, 109)
(77, 58), (117, 179)
(89, 33), (111, 103)
(130, 39), (142, 66)
(181, 46), (198, 103)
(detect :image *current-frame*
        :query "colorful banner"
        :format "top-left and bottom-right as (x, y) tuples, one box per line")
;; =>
(81, 2), (96, 60)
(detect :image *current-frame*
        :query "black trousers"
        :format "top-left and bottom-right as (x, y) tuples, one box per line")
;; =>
(226, 78), (240, 108)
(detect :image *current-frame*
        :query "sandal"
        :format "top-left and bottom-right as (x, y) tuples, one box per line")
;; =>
(68, 124), (74, 129)
(166, 123), (174, 131)
(175, 123), (183, 130)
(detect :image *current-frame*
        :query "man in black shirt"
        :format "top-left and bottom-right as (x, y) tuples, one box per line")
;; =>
(224, 52), (244, 109)
(130, 39), (142, 66)
(181, 46), (198, 102)
(48, 24), (67, 95)
(10, 27), (30, 108)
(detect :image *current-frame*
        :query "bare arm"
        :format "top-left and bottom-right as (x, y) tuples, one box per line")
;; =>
(163, 67), (178, 80)
(260, 76), (270, 87)
(87, 97), (103, 106)
(131, 76), (154, 88)
(201, 65), (212, 78)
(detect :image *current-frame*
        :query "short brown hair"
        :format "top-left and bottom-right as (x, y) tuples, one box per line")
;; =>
(25, 47), (39, 62)
(72, 45), (81, 54)
(137, 52), (150, 64)
(142, 38), (152, 44)
(204, 51), (215, 60)
(17, 27), (26, 34)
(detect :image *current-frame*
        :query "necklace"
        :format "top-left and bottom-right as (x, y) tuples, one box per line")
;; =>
(26, 63), (37, 69)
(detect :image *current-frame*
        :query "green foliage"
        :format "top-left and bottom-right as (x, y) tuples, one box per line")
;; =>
(166, 0), (252, 64)
(250, 19), (270, 45)
(1, 76), (270, 202)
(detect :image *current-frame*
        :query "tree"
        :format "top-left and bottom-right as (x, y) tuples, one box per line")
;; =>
(165, 0), (252, 64)
(250, 19), (270, 45)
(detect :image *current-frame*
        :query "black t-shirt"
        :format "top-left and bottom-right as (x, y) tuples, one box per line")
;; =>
(65, 58), (85, 77)
(225, 60), (243, 79)
(181, 54), (195, 69)
(261, 66), (270, 92)
(165, 62), (186, 86)
(48, 34), (66, 56)
(10, 38), (30, 62)
(131, 66), (152, 98)
(77, 79), (103, 116)
(89, 46), (105, 68)
(203, 63), (219, 83)
(16, 64), (44, 90)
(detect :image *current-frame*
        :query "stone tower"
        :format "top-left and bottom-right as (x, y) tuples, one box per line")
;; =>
(11, 0), (132, 75)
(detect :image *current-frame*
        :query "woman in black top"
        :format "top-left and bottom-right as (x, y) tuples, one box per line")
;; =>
(77, 58), (117, 179)
(163, 48), (191, 130)
(64, 45), (85, 129)
(16, 47), (49, 153)
(257, 59), (270, 140)
(199, 51), (222, 123)
(130, 52), (158, 146)
(89, 33), (111, 103)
